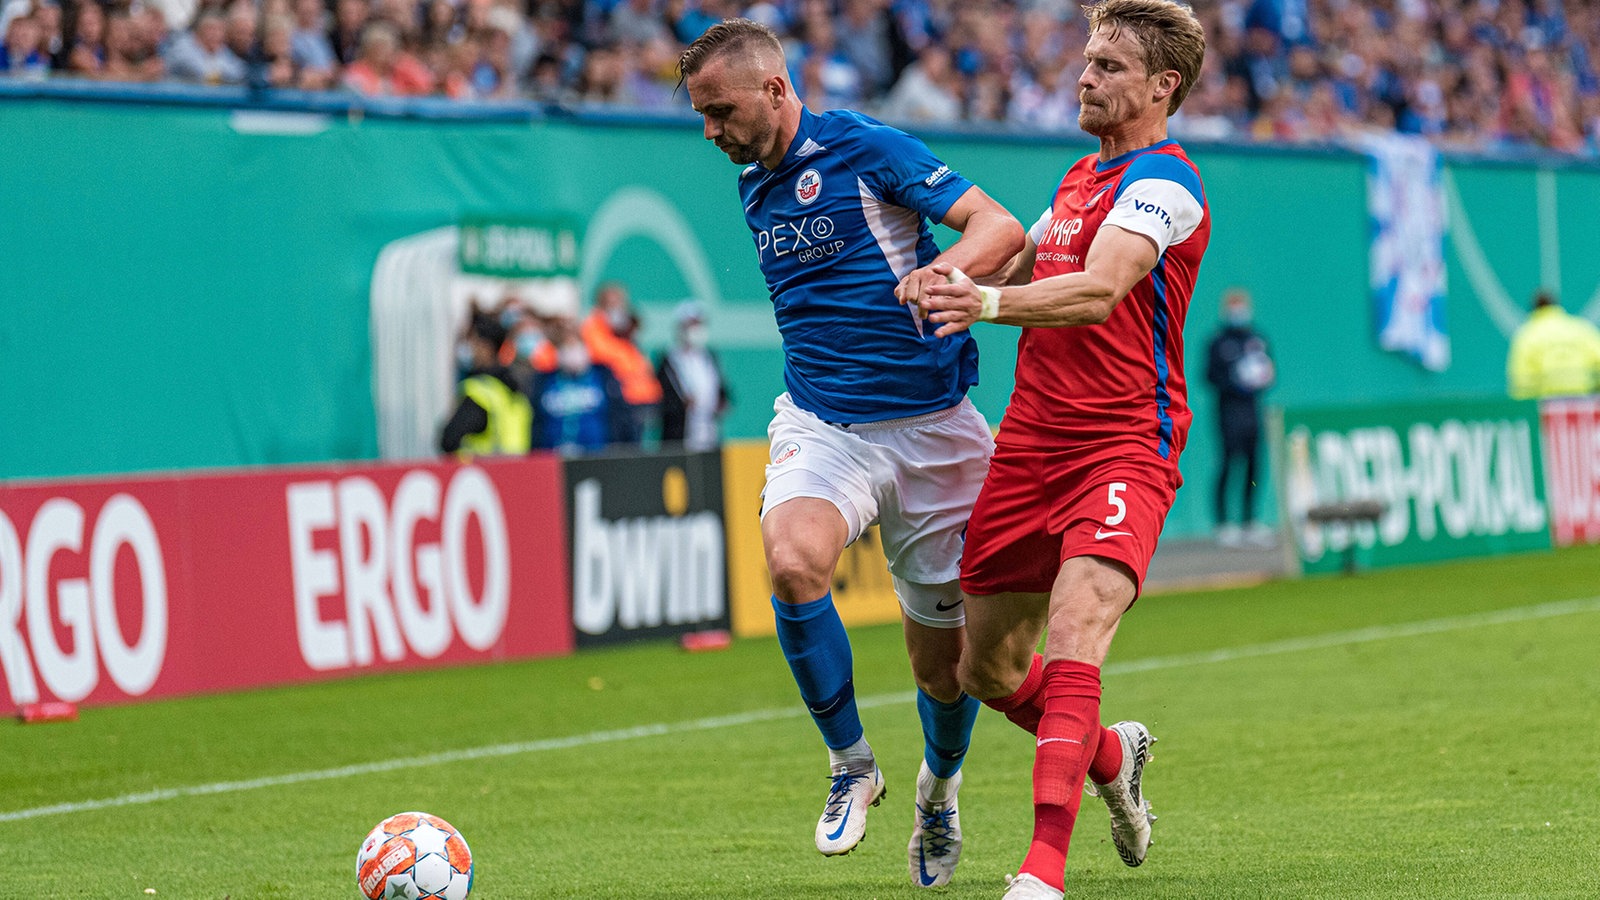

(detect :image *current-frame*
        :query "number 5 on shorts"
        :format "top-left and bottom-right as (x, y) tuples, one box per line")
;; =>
(1105, 482), (1128, 526)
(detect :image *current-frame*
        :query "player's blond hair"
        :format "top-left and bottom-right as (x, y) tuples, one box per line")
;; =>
(677, 17), (785, 80)
(1085, 0), (1206, 115)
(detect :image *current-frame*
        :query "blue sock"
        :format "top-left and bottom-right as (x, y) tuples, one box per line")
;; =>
(918, 688), (979, 778)
(772, 594), (862, 751)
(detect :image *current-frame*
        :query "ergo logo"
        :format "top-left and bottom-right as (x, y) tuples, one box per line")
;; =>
(0, 494), (168, 706)
(286, 466), (511, 671)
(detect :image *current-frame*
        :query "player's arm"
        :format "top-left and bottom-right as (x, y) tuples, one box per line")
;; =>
(918, 224), (1159, 338)
(923, 158), (1204, 337)
(984, 234), (1039, 287)
(895, 185), (1024, 310)
(984, 207), (1052, 288)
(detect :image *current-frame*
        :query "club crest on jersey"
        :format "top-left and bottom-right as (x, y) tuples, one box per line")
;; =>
(796, 169), (822, 205)
(774, 441), (802, 465)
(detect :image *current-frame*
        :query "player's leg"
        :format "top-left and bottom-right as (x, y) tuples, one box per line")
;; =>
(762, 498), (885, 856)
(952, 442), (1057, 732)
(763, 496), (856, 738)
(1011, 463), (1176, 896)
(1058, 561), (1158, 869)
(898, 582), (979, 887)
(1006, 556), (1137, 897)
(957, 590), (1050, 731)
(868, 398), (993, 885)
(760, 396), (886, 856)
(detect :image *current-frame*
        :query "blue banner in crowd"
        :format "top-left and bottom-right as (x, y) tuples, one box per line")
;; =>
(1365, 133), (1451, 372)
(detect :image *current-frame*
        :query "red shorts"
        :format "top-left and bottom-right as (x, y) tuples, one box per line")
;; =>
(959, 442), (1180, 596)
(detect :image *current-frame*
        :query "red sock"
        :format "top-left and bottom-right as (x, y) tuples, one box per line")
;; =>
(982, 653), (1044, 734)
(1017, 660), (1103, 892)
(1088, 724), (1124, 784)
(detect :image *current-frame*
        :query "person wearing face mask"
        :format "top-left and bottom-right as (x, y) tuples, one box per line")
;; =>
(529, 315), (631, 454)
(580, 281), (664, 445)
(656, 302), (731, 452)
(1204, 287), (1276, 549)
(439, 310), (534, 458)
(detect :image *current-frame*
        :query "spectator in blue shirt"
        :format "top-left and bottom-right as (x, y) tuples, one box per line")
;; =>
(529, 316), (629, 455)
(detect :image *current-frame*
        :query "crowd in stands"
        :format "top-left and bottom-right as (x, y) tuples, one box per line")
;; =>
(440, 283), (730, 456)
(3, 0), (1598, 156)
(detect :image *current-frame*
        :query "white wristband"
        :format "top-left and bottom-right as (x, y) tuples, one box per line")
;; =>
(947, 267), (1001, 322)
(976, 285), (1001, 322)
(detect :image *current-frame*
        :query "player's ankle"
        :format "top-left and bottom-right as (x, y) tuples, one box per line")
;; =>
(828, 736), (874, 771)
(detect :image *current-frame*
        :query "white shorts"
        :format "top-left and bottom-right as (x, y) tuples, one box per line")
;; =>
(760, 393), (994, 626)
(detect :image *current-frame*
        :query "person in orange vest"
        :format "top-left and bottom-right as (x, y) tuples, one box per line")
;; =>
(581, 281), (663, 445)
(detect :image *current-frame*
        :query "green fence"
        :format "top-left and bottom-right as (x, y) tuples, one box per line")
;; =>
(3, 95), (1598, 540)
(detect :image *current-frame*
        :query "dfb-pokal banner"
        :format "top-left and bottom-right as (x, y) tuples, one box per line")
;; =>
(565, 449), (730, 648)
(0, 456), (573, 714)
(1280, 398), (1551, 574)
(1539, 396), (1600, 547)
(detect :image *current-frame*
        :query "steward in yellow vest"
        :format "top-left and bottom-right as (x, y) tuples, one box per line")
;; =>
(1507, 290), (1600, 399)
(440, 313), (533, 457)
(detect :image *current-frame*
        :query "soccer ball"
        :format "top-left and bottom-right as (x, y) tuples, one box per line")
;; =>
(356, 812), (474, 899)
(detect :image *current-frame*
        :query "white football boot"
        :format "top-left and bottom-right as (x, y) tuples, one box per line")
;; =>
(1087, 720), (1157, 867)
(907, 761), (963, 887)
(815, 762), (885, 855)
(1002, 873), (1064, 900)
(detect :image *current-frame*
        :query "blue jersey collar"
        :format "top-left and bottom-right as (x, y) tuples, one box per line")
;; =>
(771, 106), (821, 172)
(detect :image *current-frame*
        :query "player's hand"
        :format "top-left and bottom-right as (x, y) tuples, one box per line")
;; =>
(918, 263), (984, 338)
(894, 261), (954, 318)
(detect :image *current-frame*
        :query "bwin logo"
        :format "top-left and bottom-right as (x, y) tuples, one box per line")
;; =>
(572, 479), (726, 636)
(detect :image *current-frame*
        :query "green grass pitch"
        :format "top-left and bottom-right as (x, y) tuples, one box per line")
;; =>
(6, 544), (1600, 898)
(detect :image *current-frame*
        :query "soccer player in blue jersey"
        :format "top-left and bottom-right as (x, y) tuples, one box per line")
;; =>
(680, 18), (1025, 887)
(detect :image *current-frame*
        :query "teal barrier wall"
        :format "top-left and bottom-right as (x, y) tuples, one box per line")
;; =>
(3, 96), (1598, 541)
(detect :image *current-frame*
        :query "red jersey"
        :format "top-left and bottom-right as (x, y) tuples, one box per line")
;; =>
(1000, 140), (1210, 463)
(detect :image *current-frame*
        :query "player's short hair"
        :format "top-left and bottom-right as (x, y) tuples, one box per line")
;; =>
(677, 17), (784, 80)
(1085, 0), (1206, 115)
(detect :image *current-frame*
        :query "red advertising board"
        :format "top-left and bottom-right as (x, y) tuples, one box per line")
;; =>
(1541, 397), (1600, 546)
(0, 456), (572, 714)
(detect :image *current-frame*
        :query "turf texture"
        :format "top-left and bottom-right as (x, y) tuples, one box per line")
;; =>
(5, 544), (1599, 897)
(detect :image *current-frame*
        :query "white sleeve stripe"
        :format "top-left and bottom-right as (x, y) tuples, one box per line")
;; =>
(1101, 178), (1203, 256)
(1026, 208), (1053, 245)
(859, 176), (921, 281)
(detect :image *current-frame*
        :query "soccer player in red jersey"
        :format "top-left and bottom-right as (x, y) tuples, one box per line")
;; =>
(915, 1), (1209, 897)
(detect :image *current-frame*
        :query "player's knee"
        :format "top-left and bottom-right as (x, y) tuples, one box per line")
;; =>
(910, 656), (961, 703)
(764, 545), (833, 603)
(956, 653), (1016, 702)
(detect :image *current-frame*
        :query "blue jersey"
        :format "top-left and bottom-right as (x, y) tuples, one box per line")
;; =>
(737, 107), (978, 423)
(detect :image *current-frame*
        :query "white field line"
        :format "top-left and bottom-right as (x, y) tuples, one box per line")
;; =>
(4, 594), (1597, 825)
